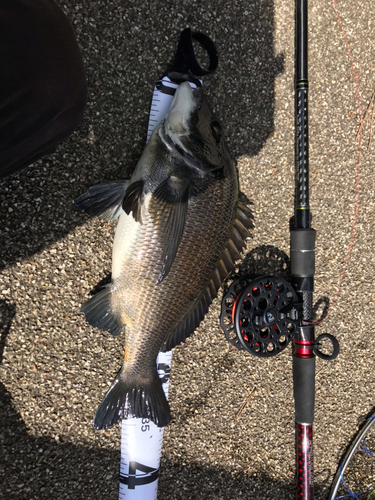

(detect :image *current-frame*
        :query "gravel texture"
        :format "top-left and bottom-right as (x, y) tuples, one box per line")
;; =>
(1, 1), (374, 499)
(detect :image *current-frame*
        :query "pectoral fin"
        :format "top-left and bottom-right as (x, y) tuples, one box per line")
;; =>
(122, 180), (144, 223)
(74, 181), (128, 221)
(149, 176), (189, 284)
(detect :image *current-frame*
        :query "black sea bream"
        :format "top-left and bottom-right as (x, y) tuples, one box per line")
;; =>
(75, 82), (252, 429)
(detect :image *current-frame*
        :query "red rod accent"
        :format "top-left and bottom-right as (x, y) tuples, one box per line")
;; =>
(294, 340), (314, 359)
(297, 424), (314, 499)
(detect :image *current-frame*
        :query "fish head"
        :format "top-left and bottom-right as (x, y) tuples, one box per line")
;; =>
(162, 82), (234, 176)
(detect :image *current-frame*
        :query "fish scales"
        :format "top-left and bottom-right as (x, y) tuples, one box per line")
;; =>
(75, 82), (252, 429)
(114, 177), (237, 368)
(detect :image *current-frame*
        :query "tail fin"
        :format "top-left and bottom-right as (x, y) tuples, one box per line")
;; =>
(93, 364), (171, 429)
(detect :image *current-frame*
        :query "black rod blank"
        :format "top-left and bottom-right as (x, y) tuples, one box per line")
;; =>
(296, 0), (308, 82)
(295, 0), (310, 229)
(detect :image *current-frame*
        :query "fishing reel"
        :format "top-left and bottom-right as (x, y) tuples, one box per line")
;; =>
(221, 275), (340, 360)
(220, 275), (301, 357)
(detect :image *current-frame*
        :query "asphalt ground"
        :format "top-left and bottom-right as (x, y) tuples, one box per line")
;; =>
(1, 0), (375, 499)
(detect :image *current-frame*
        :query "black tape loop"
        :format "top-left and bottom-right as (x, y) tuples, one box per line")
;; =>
(168, 28), (218, 80)
(313, 333), (340, 361)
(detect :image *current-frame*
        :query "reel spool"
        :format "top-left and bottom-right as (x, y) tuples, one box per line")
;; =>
(220, 276), (301, 358)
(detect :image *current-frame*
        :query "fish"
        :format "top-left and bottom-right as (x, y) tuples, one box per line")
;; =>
(75, 82), (253, 430)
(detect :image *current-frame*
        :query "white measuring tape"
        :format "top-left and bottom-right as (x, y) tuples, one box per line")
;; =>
(119, 351), (172, 500)
(119, 76), (200, 500)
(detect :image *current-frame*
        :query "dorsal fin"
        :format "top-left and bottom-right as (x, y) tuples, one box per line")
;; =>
(160, 201), (253, 352)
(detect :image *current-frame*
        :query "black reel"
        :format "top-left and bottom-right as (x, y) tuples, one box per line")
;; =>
(220, 276), (302, 358)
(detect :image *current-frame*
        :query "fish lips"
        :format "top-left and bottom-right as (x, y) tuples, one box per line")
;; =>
(165, 83), (202, 134)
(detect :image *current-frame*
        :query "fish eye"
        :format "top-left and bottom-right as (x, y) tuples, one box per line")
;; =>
(211, 119), (222, 139)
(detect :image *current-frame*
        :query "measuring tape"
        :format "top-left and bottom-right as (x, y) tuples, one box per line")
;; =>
(119, 351), (172, 500)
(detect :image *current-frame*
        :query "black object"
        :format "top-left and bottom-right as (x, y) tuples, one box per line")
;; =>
(166, 28), (218, 85)
(220, 276), (300, 357)
(295, 0), (309, 230)
(0, 0), (87, 179)
(292, 3), (317, 496)
(313, 333), (340, 360)
(293, 355), (315, 424)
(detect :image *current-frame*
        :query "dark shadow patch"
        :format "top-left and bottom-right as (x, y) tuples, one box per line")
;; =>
(0, 382), (119, 500)
(238, 245), (291, 281)
(0, 300), (15, 364)
(0, 381), (332, 500)
(313, 296), (330, 323)
(0, 0), (282, 272)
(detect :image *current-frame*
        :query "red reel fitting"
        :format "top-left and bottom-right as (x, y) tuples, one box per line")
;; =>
(220, 276), (301, 358)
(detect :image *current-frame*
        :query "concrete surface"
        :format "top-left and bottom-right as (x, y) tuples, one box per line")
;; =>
(1, 0), (374, 498)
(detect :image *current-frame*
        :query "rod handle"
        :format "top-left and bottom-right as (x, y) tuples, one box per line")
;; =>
(293, 355), (315, 424)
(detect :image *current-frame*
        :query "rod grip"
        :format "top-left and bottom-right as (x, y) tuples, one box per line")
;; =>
(293, 355), (315, 424)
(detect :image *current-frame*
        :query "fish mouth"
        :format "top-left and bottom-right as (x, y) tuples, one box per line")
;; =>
(160, 83), (215, 173)
(165, 82), (202, 135)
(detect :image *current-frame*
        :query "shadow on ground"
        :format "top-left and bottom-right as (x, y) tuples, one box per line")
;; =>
(238, 244), (291, 279)
(0, 300), (15, 364)
(0, 0), (282, 272)
(0, 380), (334, 500)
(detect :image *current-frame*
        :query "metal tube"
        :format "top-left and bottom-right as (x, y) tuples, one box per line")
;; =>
(328, 417), (375, 500)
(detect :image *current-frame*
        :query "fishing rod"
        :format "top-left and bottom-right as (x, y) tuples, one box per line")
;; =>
(220, 1), (339, 498)
(292, 0), (317, 496)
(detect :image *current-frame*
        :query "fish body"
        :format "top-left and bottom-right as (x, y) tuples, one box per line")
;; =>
(75, 82), (252, 429)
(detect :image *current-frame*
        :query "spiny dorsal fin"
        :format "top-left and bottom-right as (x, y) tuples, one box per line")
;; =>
(160, 201), (253, 351)
(160, 289), (211, 352)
